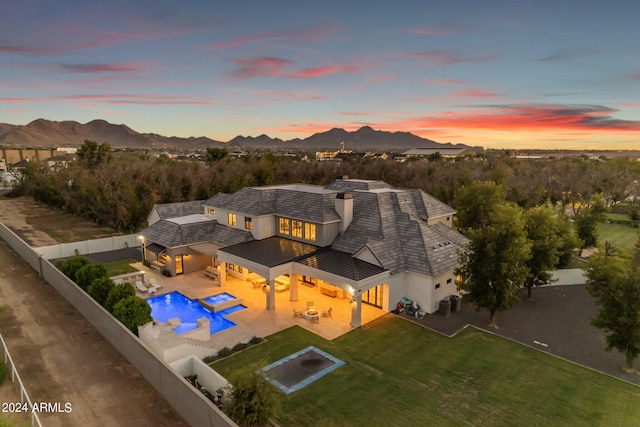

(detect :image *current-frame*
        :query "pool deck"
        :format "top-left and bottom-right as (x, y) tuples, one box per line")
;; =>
(131, 263), (386, 358)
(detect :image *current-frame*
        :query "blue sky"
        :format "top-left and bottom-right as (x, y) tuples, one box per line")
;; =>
(2, 0), (640, 149)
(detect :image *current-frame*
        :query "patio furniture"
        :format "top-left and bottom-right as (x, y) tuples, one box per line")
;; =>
(135, 281), (149, 293)
(307, 301), (314, 309)
(293, 308), (304, 318)
(149, 278), (162, 289)
(416, 310), (427, 319)
(322, 307), (333, 318)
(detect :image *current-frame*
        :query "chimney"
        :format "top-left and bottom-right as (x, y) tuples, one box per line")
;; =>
(335, 193), (353, 232)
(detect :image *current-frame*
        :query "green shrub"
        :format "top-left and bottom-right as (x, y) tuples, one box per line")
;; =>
(75, 263), (108, 291)
(87, 276), (115, 306)
(224, 364), (281, 426)
(218, 347), (233, 358)
(249, 336), (263, 344)
(112, 296), (152, 335)
(232, 342), (248, 352)
(104, 283), (135, 313)
(202, 355), (216, 364)
(142, 259), (151, 268)
(57, 256), (91, 281)
(161, 269), (172, 277)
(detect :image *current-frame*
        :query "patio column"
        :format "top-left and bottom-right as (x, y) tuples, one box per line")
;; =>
(219, 262), (226, 286)
(289, 274), (299, 302)
(350, 293), (362, 328)
(266, 278), (276, 310)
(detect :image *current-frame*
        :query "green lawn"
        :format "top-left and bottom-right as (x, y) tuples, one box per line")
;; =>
(596, 221), (640, 256)
(212, 316), (640, 426)
(101, 259), (138, 277)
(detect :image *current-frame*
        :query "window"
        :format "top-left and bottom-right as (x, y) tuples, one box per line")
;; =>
(228, 263), (236, 271)
(302, 276), (317, 285)
(245, 217), (253, 230)
(207, 208), (215, 214)
(228, 213), (236, 226)
(304, 223), (317, 241)
(435, 283), (440, 289)
(447, 278), (452, 284)
(279, 217), (290, 235)
(292, 220), (303, 238)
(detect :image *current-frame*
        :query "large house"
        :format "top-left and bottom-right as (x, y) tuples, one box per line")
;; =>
(140, 177), (468, 327)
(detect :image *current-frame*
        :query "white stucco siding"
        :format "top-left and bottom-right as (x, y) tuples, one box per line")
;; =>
(429, 271), (458, 312)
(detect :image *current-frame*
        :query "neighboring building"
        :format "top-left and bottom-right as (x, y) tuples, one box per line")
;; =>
(140, 177), (468, 328)
(402, 147), (475, 158)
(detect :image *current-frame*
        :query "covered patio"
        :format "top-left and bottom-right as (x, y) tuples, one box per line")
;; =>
(132, 261), (387, 362)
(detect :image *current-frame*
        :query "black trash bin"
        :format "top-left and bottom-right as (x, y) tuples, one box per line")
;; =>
(449, 295), (461, 312)
(439, 299), (451, 317)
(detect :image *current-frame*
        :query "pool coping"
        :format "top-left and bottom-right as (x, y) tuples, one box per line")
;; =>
(260, 346), (345, 394)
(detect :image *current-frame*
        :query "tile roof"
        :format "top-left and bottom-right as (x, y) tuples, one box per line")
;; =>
(142, 219), (252, 248)
(298, 248), (387, 281)
(220, 237), (319, 267)
(153, 200), (205, 220)
(205, 186), (341, 223)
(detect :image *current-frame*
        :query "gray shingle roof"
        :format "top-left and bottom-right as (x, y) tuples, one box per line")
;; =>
(205, 186), (341, 223)
(142, 219), (252, 248)
(153, 200), (204, 220)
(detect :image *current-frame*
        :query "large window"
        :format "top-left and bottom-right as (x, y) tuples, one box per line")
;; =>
(304, 223), (317, 241)
(362, 285), (384, 308)
(228, 213), (236, 226)
(279, 217), (290, 235)
(245, 217), (253, 230)
(291, 220), (303, 238)
(207, 208), (215, 214)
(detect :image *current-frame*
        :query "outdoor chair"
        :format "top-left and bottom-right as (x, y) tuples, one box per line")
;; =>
(322, 307), (333, 318)
(293, 308), (304, 318)
(135, 281), (149, 293)
(149, 278), (162, 289)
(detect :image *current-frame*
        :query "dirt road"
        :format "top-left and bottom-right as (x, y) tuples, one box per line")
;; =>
(0, 197), (188, 426)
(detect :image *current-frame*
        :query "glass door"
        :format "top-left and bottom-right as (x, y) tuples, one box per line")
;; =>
(175, 255), (184, 275)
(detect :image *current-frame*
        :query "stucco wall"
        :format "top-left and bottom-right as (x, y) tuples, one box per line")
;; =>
(33, 234), (140, 260)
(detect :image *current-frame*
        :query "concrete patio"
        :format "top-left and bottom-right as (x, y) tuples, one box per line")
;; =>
(131, 263), (386, 360)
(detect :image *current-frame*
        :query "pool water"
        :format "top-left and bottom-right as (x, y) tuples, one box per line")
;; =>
(202, 292), (236, 305)
(146, 291), (244, 335)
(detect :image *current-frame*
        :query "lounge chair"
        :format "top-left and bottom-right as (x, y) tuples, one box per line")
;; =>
(322, 307), (333, 318)
(135, 281), (149, 293)
(293, 308), (304, 318)
(149, 278), (162, 289)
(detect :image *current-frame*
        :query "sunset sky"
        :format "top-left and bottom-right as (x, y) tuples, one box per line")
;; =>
(2, 0), (640, 149)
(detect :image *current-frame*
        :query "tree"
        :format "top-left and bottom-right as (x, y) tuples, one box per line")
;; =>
(585, 251), (640, 373)
(57, 256), (91, 282)
(224, 364), (281, 427)
(204, 147), (229, 163)
(112, 296), (152, 335)
(523, 207), (563, 299)
(555, 214), (581, 267)
(74, 264), (108, 291)
(457, 203), (532, 328)
(574, 209), (598, 249)
(87, 276), (115, 306)
(453, 181), (506, 231)
(104, 282), (136, 313)
(76, 140), (111, 168)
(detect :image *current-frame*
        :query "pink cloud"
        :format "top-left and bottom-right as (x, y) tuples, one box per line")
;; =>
(232, 57), (291, 79)
(58, 93), (213, 106)
(204, 25), (339, 49)
(0, 97), (38, 102)
(61, 62), (153, 73)
(255, 90), (325, 101)
(365, 74), (396, 83)
(387, 104), (640, 133)
(404, 50), (500, 65)
(288, 64), (361, 78)
(424, 78), (466, 86)
(452, 88), (499, 98)
(409, 26), (459, 35)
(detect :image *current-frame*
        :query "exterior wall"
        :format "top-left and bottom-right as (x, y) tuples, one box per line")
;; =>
(0, 222), (236, 427)
(426, 215), (453, 227)
(33, 234), (140, 260)
(274, 219), (339, 247)
(252, 215), (275, 239)
(182, 249), (212, 275)
(147, 210), (161, 226)
(387, 270), (458, 313)
(429, 271), (458, 312)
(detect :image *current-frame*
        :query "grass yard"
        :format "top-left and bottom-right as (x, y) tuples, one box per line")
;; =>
(213, 316), (640, 427)
(596, 221), (640, 256)
(101, 259), (138, 277)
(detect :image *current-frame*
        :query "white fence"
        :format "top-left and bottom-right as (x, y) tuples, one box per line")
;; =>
(33, 234), (140, 259)
(0, 333), (42, 427)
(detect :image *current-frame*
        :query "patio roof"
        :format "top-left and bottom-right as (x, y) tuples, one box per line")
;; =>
(297, 248), (387, 281)
(219, 236), (320, 268)
(147, 242), (166, 253)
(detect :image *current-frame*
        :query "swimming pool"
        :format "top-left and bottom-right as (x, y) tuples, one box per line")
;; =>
(202, 292), (236, 305)
(146, 291), (244, 335)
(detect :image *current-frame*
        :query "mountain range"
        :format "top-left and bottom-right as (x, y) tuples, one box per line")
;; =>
(0, 119), (471, 151)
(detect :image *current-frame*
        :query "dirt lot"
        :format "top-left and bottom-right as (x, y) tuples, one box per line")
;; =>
(0, 198), (188, 426)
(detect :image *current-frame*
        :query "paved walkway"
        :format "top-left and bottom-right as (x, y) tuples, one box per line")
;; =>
(402, 282), (640, 386)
